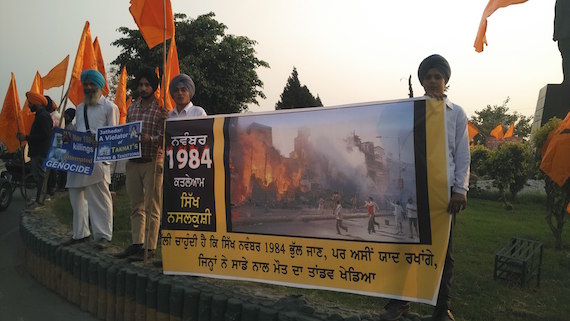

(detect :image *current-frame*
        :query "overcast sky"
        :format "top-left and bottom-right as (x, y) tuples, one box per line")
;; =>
(0, 0), (561, 119)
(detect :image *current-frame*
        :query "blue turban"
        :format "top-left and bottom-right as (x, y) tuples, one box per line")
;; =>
(418, 54), (451, 85)
(80, 69), (105, 89)
(169, 74), (195, 99)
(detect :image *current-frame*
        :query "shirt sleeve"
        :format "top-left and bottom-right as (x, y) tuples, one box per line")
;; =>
(108, 101), (120, 126)
(453, 107), (470, 195)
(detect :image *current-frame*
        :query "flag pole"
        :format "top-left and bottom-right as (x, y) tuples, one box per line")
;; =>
(11, 74), (29, 206)
(144, 0), (168, 265)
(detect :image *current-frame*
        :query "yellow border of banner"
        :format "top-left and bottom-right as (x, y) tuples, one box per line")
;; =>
(161, 98), (451, 305)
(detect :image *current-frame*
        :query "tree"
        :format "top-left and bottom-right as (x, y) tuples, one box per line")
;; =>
(531, 117), (569, 250)
(470, 97), (533, 143)
(470, 144), (491, 178)
(485, 142), (532, 208)
(275, 67), (323, 110)
(111, 12), (269, 114)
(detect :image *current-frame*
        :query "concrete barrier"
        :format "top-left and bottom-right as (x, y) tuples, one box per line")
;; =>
(19, 209), (377, 321)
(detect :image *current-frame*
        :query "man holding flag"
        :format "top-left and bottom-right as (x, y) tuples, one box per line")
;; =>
(116, 68), (168, 261)
(63, 69), (119, 249)
(16, 92), (53, 207)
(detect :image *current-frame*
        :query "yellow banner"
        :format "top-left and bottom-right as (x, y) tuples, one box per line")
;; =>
(161, 98), (449, 304)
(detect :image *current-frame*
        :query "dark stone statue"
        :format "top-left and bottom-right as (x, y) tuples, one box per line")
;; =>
(554, 0), (570, 86)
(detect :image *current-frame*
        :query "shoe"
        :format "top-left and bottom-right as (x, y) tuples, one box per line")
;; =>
(128, 249), (155, 262)
(379, 300), (410, 321)
(61, 236), (90, 246)
(114, 244), (143, 258)
(152, 258), (163, 268)
(432, 307), (455, 321)
(94, 238), (110, 250)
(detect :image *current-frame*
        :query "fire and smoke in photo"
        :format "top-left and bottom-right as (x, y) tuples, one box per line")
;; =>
(228, 103), (419, 242)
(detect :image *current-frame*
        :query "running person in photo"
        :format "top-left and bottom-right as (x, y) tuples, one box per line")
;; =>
(334, 200), (348, 234)
(364, 196), (380, 234)
(406, 197), (418, 239)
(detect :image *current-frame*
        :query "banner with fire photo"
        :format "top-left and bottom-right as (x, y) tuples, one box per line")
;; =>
(161, 98), (451, 304)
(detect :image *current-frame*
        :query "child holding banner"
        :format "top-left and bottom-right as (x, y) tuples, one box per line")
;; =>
(380, 54), (469, 321)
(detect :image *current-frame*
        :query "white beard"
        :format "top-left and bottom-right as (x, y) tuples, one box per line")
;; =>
(84, 91), (101, 106)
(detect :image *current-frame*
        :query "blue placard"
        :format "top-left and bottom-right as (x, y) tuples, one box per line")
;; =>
(44, 128), (95, 175)
(95, 121), (142, 162)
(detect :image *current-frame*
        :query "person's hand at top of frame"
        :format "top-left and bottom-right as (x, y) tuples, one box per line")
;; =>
(447, 192), (467, 214)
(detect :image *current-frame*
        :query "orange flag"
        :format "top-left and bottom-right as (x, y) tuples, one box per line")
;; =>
(68, 21), (97, 106)
(540, 112), (570, 187)
(503, 123), (514, 138)
(42, 55), (69, 90)
(467, 121), (480, 142)
(129, 0), (175, 49)
(490, 124), (504, 139)
(93, 37), (110, 97)
(21, 71), (44, 135)
(474, 0), (528, 52)
(0, 73), (25, 153)
(160, 39), (180, 111)
(114, 66), (128, 124)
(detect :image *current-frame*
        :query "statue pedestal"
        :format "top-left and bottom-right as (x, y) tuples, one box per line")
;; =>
(532, 84), (570, 133)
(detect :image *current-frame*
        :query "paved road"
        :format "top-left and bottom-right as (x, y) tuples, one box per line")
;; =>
(234, 210), (420, 243)
(0, 192), (97, 321)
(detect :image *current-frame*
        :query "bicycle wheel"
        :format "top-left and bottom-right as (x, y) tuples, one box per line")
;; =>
(0, 179), (12, 211)
(20, 173), (37, 202)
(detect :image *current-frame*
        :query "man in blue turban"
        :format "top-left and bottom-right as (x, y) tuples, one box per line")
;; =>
(380, 55), (470, 321)
(81, 69), (106, 106)
(62, 69), (119, 250)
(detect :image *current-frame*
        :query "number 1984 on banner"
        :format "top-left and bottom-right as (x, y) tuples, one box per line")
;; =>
(166, 146), (212, 170)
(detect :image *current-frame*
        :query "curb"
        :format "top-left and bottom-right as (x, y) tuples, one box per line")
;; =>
(19, 209), (383, 321)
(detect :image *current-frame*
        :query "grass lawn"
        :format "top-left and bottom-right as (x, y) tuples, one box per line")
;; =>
(50, 190), (569, 321)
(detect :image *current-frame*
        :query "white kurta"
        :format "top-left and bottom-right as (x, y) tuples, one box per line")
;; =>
(67, 95), (119, 241)
(67, 96), (119, 188)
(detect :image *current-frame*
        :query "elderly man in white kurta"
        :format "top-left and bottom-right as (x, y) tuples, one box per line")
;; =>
(62, 69), (119, 249)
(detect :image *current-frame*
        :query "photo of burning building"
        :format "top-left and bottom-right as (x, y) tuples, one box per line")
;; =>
(227, 103), (425, 243)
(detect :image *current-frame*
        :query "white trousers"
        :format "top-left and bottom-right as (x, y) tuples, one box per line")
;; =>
(68, 181), (113, 241)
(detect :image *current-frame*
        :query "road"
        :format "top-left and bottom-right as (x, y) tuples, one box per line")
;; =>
(234, 210), (420, 243)
(0, 192), (97, 321)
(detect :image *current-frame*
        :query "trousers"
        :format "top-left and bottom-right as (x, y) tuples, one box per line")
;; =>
(125, 159), (163, 250)
(69, 180), (113, 241)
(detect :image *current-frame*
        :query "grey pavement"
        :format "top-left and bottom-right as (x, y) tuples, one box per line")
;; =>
(0, 192), (97, 321)
(233, 208), (421, 243)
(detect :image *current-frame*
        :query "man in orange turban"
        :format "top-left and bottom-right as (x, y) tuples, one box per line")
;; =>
(16, 92), (54, 206)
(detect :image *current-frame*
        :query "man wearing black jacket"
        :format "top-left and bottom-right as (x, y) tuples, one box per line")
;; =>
(17, 92), (53, 206)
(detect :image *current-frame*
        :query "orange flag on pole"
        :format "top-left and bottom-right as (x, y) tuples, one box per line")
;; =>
(114, 66), (128, 124)
(42, 55), (69, 90)
(68, 21), (97, 106)
(467, 121), (480, 142)
(540, 112), (570, 187)
(503, 123), (514, 138)
(0, 73), (25, 153)
(474, 0), (528, 52)
(490, 124), (504, 139)
(93, 37), (110, 97)
(160, 39), (180, 111)
(129, 0), (175, 49)
(21, 71), (44, 135)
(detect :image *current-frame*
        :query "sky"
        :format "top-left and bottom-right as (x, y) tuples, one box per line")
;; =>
(0, 0), (562, 120)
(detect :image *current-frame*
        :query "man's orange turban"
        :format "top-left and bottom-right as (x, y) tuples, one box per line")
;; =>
(26, 92), (48, 106)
